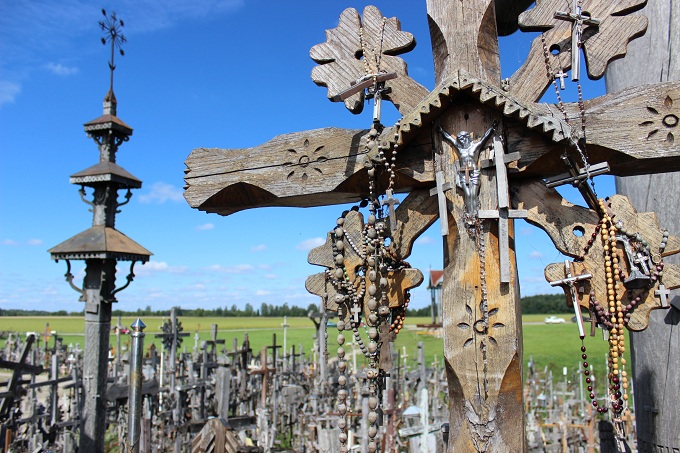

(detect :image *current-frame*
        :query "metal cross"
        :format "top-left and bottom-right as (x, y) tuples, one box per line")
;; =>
(554, 0), (601, 81)
(616, 234), (651, 289)
(351, 304), (362, 323)
(332, 72), (396, 102)
(555, 69), (568, 90)
(383, 189), (400, 232)
(549, 260), (592, 338)
(478, 136), (527, 283)
(98, 9), (127, 93)
(655, 284), (671, 308)
(544, 155), (609, 212)
(429, 170), (453, 236)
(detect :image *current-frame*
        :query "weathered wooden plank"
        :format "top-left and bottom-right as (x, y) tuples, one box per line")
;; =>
(184, 128), (369, 215)
(561, 81), (680, 175)
(183, 77), (680, 217)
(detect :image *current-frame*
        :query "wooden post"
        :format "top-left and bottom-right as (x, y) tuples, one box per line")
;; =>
(182, 1), (680, 451)
(426, 2), (525, 450)
(605, 1), (680, 450)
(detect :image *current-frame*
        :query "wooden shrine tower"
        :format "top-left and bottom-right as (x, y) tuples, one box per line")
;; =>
(183, 1), (680, 450)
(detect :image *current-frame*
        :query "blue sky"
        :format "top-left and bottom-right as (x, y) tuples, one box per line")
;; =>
(0, 0), (615, 313)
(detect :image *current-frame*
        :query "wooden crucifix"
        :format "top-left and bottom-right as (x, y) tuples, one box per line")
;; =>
(183, 1), (680, 450)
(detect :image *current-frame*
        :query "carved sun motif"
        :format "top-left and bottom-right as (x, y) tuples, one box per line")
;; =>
(284, 139), (327, 185)
(459, 303), (505, 348)
(640, 95), (677, 145)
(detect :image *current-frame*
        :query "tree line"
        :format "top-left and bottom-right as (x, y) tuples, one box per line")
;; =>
(0, 294), (567, 317)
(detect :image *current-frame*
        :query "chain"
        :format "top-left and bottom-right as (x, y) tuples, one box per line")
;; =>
(539, 7), (598, 200)
(359, 17), (387, 79)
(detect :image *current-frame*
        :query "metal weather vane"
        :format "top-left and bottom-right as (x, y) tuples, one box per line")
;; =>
(99, 9), (127, 93)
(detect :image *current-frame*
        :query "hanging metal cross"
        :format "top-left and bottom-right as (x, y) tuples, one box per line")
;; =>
(382, 188), (400, 231)
(554, 0), (601, 81)
(554, 69), (568, 89)
(655, 284), (671, 308)
(549, 260), (592, 338)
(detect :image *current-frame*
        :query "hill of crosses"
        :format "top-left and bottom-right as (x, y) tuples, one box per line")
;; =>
(184, 1), (680, 451)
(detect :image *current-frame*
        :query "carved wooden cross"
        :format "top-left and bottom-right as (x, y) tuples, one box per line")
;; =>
(183, 1), (680, 450)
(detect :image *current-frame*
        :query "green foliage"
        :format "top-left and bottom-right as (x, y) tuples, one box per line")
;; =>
(520, 294), (569, 314)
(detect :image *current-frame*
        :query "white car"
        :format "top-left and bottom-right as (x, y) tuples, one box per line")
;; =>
(544, 316), (566, 324)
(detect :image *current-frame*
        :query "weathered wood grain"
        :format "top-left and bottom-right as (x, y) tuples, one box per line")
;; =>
(516, 179), (598, 257)
(539, 194), (680, 332)
(184, 76), (680, 217)
(305, 208), (423, 322)
(561, 81), (680, 175)
(184, 128), (368, 215)
(518, 0), (647, 76)
(438, 105), (525, 453)
(310, 6), (429, 115)
(426, 0), (501, 84)
(606, 2), (680, 445)
(424, 2), (526, 441)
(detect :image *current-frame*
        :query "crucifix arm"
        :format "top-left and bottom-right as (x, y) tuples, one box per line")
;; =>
(436, 125), (463, 158)
(479, 122), (497, 146)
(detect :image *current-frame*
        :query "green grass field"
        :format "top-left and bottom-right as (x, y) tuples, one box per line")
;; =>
(0, 314), (619, 391)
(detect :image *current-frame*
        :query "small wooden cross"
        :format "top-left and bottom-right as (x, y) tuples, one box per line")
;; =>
(383, 188), (400, 231)
(478, 136), (527, 283)
(351, 304), (362, 323)
(555, 69), (568, 90)
(429, 170), (453, 236)
(554, 0), (601, 81)
(655, 284), (671, 308)
(549, 260), (592, 338)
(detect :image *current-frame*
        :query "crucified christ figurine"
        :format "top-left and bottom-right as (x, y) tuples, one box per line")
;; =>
(437, 123), (496, 222)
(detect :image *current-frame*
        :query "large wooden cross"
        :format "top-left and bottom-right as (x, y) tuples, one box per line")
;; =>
(183, 1), (680, 450)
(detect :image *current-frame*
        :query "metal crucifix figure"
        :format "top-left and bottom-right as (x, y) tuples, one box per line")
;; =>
(437, 123), (496, 224)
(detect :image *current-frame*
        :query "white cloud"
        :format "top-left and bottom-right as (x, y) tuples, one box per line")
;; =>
(206, 264), (254, 274)
(296, 237), (325, 251)
(264, 274), (278, 280)
(45, 62), (78, 76)
(2, 239), (19, 246)
(415, 236), (435, 245)
(138, 182), (184, 204)
(27, 239), (43, 246)
(196, 223), (214, 231)
(529, 250), (543, 259)
(519, 226), (534, 236)
(0, 81), (21, 106)
(133, 261), (187, 275)
(255, 289), (271, 296)
(251, 244), (267, 252)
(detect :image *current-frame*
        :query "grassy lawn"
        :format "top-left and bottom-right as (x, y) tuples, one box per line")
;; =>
(0, 314), (620, 393)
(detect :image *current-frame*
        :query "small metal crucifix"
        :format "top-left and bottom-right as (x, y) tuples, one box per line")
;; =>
(549, 260), (592, 338)
(554, 0), (601, 81)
